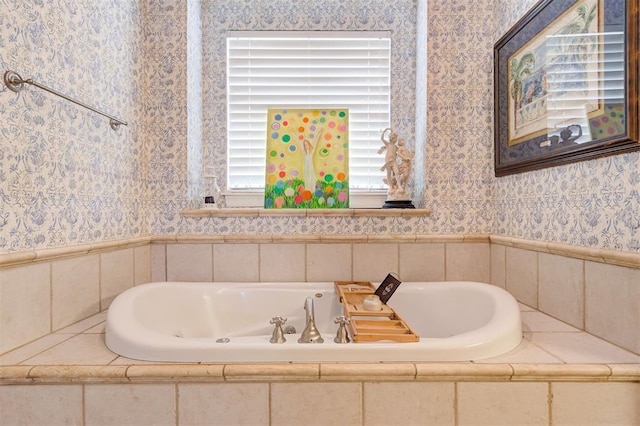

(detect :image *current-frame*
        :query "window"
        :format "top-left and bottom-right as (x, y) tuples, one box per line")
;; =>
(226, 31), (391, 197)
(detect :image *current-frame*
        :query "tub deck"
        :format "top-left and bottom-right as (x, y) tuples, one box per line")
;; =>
(1, 302), (639, 383)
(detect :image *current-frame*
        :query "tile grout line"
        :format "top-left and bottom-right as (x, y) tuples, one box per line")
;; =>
(48, 262), (53, 334)
(268, 382), (272, 426)
(359, 381), (365, 426)
(581, 259), (587, 331)
(453, 381), (459, 426)
(82, 383), (86, 426)
(547, 382), (553, 426)
(536, 251), (540, 310)
(174, 383), (179, 426)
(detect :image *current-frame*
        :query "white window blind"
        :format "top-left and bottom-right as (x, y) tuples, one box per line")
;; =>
(226, 31), (391, 190)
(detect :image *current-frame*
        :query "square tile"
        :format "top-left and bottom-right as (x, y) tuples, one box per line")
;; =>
(445, 242), (490, 282)
(474, 336), (563, 364)
(100, 248), (134, 308)
(56, 311), (108, 334)
(166, 244), (213, 282)
(519, 302), (536, 311)
(151, 243), (167, 281)
(399, 243), (445, 281)
(552, 382), (640, 425)
(538, 253), (584, 328)
(213, 244), (259, 282)
(84, 322), (106, 334)
(505, 247), (538, 307)
(24, 334), (118, 365)
(259, 244), (306, 282)
(0, 384), (82, 425)
(0, 334), (71, 366)
(585, 261), (640, 354)
(271, 382), (361, 425)
(134, 244), (152, 284)
(490, 244), (506, 288)
(0, 263), (51, 353)
(353, 243), (398, 282)
(306, 243), (352, 281)
(179, 383), (269, 425)
(530, 332), (640, 364)
(51, 254), (100, 330)
(521, 311), (580, 333)
(457, 382), (548, 425)
(364, 382), (454, 425)
(85, 384), (175, 426)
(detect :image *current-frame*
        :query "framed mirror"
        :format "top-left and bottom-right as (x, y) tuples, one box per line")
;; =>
(494, 0), (638, 176)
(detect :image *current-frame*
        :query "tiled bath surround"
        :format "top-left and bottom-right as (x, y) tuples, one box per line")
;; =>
(0, 242), (151, 354)
(1, 235), (639, 424)
(1, 236), (638, 357)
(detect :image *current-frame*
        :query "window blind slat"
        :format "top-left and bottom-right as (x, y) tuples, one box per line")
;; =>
(227, 31), (391, 190)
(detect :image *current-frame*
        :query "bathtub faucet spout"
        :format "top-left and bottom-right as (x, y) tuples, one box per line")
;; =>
(298, 297), (324, 343)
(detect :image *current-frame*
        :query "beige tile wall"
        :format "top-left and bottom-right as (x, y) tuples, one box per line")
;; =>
(585, 261), (640, 354)
(457, 382), (549, 425)
(538, 253), (584, 329)
(446, 242), (491, 282)
(0, 238), (638, 425)
(85, 384), (176, 425)
(1, 381), (638, 425)
(505, 247), (538, 307)
(214, 244), (260, 281)
(493, 244), (640, 355)
(152, 241), (490, 284)
(490, 244), (506, 288)
(399, 243), (446, 281)
(0, 384), (83, 425)
(306, 243), (352, 281)
(51, 254), (100, 331)
(167, 243), (213, 281)
(179, 383), (269, 425)
(0, 245), (149, 355)
(1, 238), (638, 357)
(0, 263), (50, 354)
(551, 382), (640, 425)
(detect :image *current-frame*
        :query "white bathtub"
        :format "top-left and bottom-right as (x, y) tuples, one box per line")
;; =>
(105, 281), (522, 362)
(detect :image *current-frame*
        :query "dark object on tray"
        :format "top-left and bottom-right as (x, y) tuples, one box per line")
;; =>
(374, 273), (402, 304)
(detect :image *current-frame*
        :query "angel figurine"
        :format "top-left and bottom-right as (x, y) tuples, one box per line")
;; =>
(377, 128), (415, 208)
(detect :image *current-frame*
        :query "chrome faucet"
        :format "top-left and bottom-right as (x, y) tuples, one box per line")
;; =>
(298, 297), (324, 343)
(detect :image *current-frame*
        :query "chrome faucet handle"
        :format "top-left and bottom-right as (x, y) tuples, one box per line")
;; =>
(334, 315), (351, 344)
(334, 315), (350, 325)
(269, 316), (287, 343)
(270, 316), (287, 325)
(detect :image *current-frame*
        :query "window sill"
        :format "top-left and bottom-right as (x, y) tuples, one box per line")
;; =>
(181, 207), (431, 218)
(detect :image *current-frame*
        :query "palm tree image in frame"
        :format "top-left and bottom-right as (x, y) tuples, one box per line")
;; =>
(264, 108), (349, 209)
(493, 0), (639, 176)
(507, 0), (600, 147)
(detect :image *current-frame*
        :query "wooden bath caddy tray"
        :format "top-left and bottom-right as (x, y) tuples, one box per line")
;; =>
(334, 281), (419, 343)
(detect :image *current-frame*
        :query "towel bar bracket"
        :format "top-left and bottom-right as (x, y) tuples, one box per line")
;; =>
(4, 70), (23, 92)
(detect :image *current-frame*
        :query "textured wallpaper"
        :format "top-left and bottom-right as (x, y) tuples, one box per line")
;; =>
(1, 0), (637, 253)
(423, 0), (496, 234)
(0, 0), (149, 253)
(201, 0), (418, 197)
(492, 0), (640, 251)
